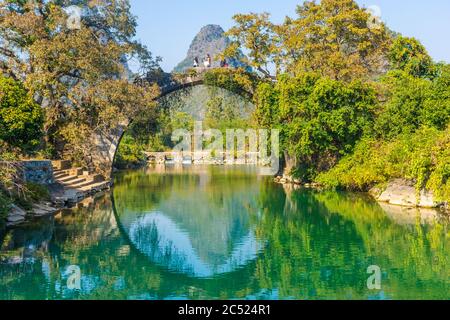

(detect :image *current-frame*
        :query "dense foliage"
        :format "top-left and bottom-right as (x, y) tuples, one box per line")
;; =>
(0, 77), (44, 153)
(0, 0), (160, 170)
(225, 0), (391, 81)
(316, 46), (450, 199)
(317, 127), (450, 201)
(225, 0), (450, 202)
(0, 0), (449, 213)
(0, 77), (45, 219)
(255, 73), (377, 180)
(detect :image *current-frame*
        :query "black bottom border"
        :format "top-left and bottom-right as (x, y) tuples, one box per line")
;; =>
(0, 300), (448, 318)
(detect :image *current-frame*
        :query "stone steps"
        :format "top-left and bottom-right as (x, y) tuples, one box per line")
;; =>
(57, 175), (80, 183)
(51, 161), (110, 206)
(5, 161), (110, 226)
(68, 179), (98, 189)
(79, 181), (110, 192)
(60, 177), (87, 187)
(54, 172), (68, 179)
(52, 160), (71, 171)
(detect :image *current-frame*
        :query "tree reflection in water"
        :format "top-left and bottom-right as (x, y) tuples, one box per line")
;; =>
(0, 166), (448, 300)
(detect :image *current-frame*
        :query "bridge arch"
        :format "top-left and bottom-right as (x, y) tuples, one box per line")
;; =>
(90, 68), (256, 177)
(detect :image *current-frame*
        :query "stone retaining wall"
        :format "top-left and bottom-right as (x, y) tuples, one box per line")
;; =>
(19, 161), (55, 185)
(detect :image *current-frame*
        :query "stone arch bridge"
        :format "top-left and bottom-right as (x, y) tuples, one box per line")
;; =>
(91, 68), (255, 177)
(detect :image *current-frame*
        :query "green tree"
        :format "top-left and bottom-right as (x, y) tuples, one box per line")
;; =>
(255, 73), (376, 181)
(317, 126), (450, 202)
(375, 65), (450, 140)
(224, 13), (278, 79)
(374, 70), (431, 139)
(0, 76), (43, 152)
(389, 36), (435, 78)
(423, 64), (450, 129)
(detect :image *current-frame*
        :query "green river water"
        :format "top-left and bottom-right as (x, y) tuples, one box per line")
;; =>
(0, 165), (448, 300)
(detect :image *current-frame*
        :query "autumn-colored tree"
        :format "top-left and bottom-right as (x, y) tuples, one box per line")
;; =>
(282, 0), (391, 80)
(225, 0), (392, 81)
(0, 0), (160, 168)
(224, 13), (278, 79)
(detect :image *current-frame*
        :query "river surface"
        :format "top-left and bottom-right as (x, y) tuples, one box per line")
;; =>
(0, 165), (448, 300)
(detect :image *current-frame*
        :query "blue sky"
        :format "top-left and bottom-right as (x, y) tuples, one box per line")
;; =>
(130, 0), (450, 72)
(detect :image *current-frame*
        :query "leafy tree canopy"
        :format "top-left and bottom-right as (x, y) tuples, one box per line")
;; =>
(0, 76), (43, 152)
(0, 0), (160, 166)
(255, 73), (377, 181)
(225, 0), (392, 81)
(388, 36), (435, 78)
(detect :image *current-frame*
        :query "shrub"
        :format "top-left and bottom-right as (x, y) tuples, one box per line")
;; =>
(375, 67), (450, 140)
(7, 183), (51, 212)
(114, 134), (146, 169)
(24, 183), (51, 203)
(317, 126), (450, 202)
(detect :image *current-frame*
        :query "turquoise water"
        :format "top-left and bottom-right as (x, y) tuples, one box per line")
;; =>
(0, 165), (448, 300)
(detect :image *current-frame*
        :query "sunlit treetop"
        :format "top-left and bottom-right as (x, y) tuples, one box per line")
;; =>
(225, 0), (392, 82)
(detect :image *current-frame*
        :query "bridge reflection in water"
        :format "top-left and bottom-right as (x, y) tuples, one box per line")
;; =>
(0, 165), (448, 300)
(113, 165), (266, 278)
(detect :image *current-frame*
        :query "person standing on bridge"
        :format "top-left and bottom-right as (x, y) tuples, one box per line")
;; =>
(204, 54), (211, 68)
(193, 57), (199, 68)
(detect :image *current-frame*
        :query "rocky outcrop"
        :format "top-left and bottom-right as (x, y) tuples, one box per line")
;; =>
(4, 160), (111, 227)
(6, 203), (58, 227)
(173, 25), (246, 73)
(371, 179), (445, 209)
(6, 205), (27, 226)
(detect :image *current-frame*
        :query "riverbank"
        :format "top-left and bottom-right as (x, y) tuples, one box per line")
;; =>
(274, 175), (449, 213)
(2, 160), (111, 228)
(4, 183), (111, 228)
(4, 163), (448, 229)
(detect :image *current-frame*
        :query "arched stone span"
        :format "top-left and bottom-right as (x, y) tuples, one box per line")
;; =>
(90, 70), (255, 177)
